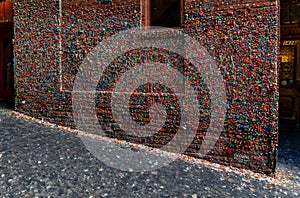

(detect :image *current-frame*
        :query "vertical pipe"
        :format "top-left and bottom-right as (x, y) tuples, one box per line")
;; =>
(59, 0), (63, 91)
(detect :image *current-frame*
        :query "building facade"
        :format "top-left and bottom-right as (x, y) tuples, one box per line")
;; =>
(0, 0), (284, 174)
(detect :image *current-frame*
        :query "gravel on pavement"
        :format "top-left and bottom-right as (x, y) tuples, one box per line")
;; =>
(0, 103), (299, 197)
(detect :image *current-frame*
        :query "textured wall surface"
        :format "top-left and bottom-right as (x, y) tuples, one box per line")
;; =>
(14, 0), (279, 174)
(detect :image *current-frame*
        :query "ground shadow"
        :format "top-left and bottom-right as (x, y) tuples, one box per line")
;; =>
(278, 119), (300, 169)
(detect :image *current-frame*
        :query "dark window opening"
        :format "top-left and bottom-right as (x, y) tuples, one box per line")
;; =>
(150, 0), (181, 27)
(280, 0), (300, 24)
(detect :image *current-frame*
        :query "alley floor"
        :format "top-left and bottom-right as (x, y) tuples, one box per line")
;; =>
(0, 103), (299, 197)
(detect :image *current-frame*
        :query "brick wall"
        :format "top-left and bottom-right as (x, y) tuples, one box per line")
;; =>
(14, 0), (279, 174)
(182, 0), (279, 173)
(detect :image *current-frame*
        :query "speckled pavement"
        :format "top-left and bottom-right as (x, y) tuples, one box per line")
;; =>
(0, 103), (299, 197)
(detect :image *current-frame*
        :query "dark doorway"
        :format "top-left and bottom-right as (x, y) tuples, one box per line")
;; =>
(279, 42), (299, 123)
(278, 0), (300, 177)
(279, 0), (300, 126)
(0, 21), (14, 107)
(150, 0), (181, 27)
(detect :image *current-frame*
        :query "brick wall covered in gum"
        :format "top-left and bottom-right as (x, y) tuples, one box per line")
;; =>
(13, 0), (279, 174)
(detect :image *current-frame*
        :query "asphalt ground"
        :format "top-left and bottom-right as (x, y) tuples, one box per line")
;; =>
(0, 103), (299, 197)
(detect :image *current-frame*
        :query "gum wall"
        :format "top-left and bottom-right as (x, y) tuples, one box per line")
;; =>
(13, 0), (279, 174)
